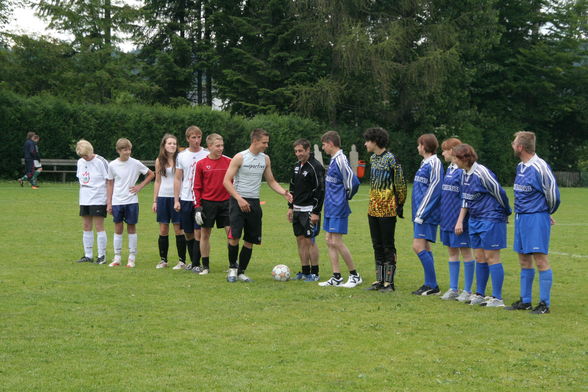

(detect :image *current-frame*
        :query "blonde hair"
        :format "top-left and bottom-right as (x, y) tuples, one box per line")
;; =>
(76, 140), (94, 157)
(206, 133), (223, 146)
(514, 131), (536, 154)
(116, 138), (132, 151)
(185, 125), (202, 139)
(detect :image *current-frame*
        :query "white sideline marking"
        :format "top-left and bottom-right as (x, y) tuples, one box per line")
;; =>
(551, 251), (588, 259)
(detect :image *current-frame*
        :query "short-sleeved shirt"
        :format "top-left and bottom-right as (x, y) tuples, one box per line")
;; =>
(77, 154), (109, 206)
(107, 157), (149, 205)
(176, 148), (209, 201)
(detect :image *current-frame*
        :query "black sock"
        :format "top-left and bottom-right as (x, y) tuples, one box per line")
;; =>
(176, 234), (186, 262)
(349, 270), (358, 276)
(302, 265), (311, 275)
(192, 239), (201, 267)
(158, 235), (169, 260)
(238, 246), (253, 274)
(311, 265), (319, 275)
(228, 244), (239, 268)
(202, 256), (210, 269)
(334, 272), (342, 279)
(187, 238), (195, 264)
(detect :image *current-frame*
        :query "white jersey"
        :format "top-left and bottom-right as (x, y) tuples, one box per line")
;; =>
(176, 147), (208, 201)
(158, 166), (175, 198)
(77, 154), (109, 206)
(234, 149), (266, 199)
(107, 157), (149, 205)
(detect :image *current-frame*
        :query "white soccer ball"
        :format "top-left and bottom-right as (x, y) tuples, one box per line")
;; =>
(271, 264), (291, 281)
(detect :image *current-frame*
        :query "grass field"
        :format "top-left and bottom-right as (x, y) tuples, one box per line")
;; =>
(1, 181), (586, 391)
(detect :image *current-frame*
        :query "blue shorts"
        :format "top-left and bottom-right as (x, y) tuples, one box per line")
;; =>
(440, 229), (471, 248)
(468, 219), (507, 250)
(156, 197), (181, 224)
(112, 203), (139, 225)
(180, 200), (201, 233)
(413, 222), (438, 243)
(513, 212), (551, 254)
(323, 216), (348, 234)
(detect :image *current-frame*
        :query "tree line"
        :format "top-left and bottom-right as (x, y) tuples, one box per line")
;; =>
(0, 0), (587, 179)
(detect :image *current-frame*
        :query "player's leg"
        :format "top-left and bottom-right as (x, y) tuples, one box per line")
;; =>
(411, 231), (438, 295)
(319, 231), (344, 286)
(532, 253), (552, 314)
(457, 246), (475, 302)
(179, 200), (196, 268)
(157, 223), (170, 268)
(295, 235), (311, 279)
(236, 199), (262, 282)
(125, 204), (139, 267)
(76, 211), (95, 263)
(469, 247), (489, 305)
(94, 214), (107, 264)
(330, 230), (362, 288)
(110, 205), (124, 267)
(441, 243), (460, 300)
(367, 215), (385, 290)
(377, 216), (397, 292)
(199, 227), (212, 273)
(227, 198), (244, 282)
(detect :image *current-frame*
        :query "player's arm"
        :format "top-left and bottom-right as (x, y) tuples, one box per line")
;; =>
(174, 167), (183, 211)
(131, 168), (154, 193)
(106, 179), (114, 214)
(310, 162), (325, 223)
(454, 207), (468, 235)
(223, 153), (251, 212)
(152, 159), (162, 212)
(539, 165), (561, 214)
(193, 162), (203, 208)
(414, 161), (441, 224)
(336, 154), (354, 199)
(480, 168), (511, 215)
(263, 155), (293, 203)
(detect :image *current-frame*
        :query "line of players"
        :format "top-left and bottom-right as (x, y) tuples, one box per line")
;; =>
(74, 126), (559, 313)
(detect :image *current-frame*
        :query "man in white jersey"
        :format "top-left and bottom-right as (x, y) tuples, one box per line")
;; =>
(174, 126), (209, 272)
(223, 128), (293, 282)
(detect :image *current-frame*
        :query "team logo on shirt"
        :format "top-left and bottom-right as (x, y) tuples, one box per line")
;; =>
(81, 171), (90, 184)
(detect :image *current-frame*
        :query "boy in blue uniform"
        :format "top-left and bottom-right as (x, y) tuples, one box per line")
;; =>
(454, 144), (511, 307)
(411, 134), (443, 295)
(439, 138), (475, 301)
(506, 131), (560, 314)
(318, 131), (363, 288)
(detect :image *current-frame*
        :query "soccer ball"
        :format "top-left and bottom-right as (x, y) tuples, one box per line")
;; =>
(271, 264), (291, 281)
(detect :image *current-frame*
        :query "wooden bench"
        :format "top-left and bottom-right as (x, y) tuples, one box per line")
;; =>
(21, 158), (156, 182)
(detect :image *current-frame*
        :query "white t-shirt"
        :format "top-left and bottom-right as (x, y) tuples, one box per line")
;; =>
(176, 148), (208, 201)
(107, 157), (149, 205)
(158, 166), (175, 198)
(77, 154), (109, 205)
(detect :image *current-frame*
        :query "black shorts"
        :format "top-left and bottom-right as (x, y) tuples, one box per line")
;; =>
(229, 197), (262, 245)
(79, 205), (107, 218)
(202, 199), (230, 229)
(292, 211), (321, 238)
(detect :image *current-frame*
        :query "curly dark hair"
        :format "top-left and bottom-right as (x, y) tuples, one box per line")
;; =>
(363, 127), (389, 149)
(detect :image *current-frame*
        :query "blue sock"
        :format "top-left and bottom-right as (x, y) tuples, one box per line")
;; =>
(417, 250), (436, 287)
(489, 263), (504, 299)
(463, 260), (475, 293)
(427, 251), (438, 287)
(475, 262), (489, 296)
(521, 268), (535, 303)
(449, 261), (460, 290)
(539, 269), (553, 306)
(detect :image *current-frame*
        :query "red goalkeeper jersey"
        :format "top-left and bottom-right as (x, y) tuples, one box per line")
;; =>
(193, 155), (232, 207)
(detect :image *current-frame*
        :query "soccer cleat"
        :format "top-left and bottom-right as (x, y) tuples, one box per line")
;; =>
(483, 297), (505, 307)
(184, 264), (194, 271)
(318, 276), (344, 287)
(31, 186), (39, 189)
(96, 256), (106, 265)
(505, 298), (532, 311)
(109, 261), (121, 267)
(227, 268), (238, 283)
(456, 291), (472, 303)
(156, 261), (168, 269)
(468, 293), (486, 305)
(238, 273), (252, 282)
(126, 258), (136, 268)
(340, 274), (363, 288)
(531, 301), (550, 314)
(303, 274), (320, 282)
(441, 289), (460, 301)
(198, 268), (209, 275)
(75, 256), (93, 263)
(191, 266), (203, 274)
(412, 285), (440, 296)
(293, 272), (307, 280)
(172, 261), (186, 270)
(378, 282), (395, 292)
(366, 281), (384, 291)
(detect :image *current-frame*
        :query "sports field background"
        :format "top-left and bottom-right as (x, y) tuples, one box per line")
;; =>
(0, 181), (586, 391)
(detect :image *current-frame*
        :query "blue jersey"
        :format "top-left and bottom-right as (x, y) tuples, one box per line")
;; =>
(461, 162), (511, 222)
(440, 163), (467, 232)
(324, 150), (353, 218)
(514, 154), (560, 215)
(412, 155), (443, 225)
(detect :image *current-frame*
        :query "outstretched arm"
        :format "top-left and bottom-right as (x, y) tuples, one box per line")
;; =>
(263, 156), (293, 203)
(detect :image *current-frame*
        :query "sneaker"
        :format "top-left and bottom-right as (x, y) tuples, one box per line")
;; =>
(340, 274), (363, 288)
(505, 298), (532, 311)
(126, 260), (135, 268)
(366, 281), (384, 291)
(109, 260), (121, 267)
(468, 293), (486, 305)
(378, 282), (395, 292)
(17, 178), (23, 187)
(293, 272), (307, 280)
(156, 261), (168, 269)
(318, 276), (344, 287)
(456, 291), (472, 303)
(531, 301), (550, 314)
(31, 185), (39, 189)
(441, 289), (460, 301)
(412, 285), (440, 296)
(172, 261), (186, 270)
(238, 273), (252, 282)
(75, 256), (93, 263)
(479, 296), (495, 306)
(303, 273), (320, 282)
(227, 268), (238, 283)
(96, 256), (106, 265)
(483, 297), (505, 307)
(191, 266), (203, 274)
(185, 264), (195, 271)
(199, 268), (209, 275)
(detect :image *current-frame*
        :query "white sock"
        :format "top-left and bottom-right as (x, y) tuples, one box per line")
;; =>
(97, 231), (107, 257)
(114, 233), (123, 256)
(83, 231), (94, 258)
(128, 233), (137, 259)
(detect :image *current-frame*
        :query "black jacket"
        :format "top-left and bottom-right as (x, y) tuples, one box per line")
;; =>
(288, 154), (325, 215)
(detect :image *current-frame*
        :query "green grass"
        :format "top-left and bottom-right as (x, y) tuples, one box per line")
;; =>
(0, 181), (586, 391)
